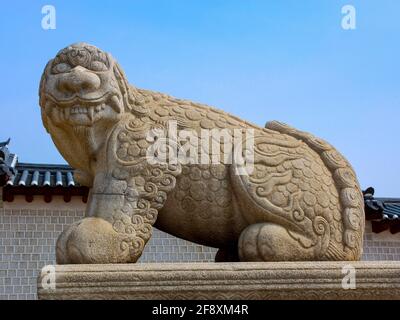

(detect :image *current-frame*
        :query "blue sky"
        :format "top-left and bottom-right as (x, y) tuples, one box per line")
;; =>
(0, 0), (399, 196)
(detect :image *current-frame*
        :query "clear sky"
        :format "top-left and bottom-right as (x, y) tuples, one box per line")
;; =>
(0, 1), (399, 196)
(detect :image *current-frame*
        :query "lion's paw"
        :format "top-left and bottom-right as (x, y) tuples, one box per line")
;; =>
(56, 217), (135, 264)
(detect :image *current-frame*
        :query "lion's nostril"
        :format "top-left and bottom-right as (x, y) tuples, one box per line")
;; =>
(57, 68), (101, 93)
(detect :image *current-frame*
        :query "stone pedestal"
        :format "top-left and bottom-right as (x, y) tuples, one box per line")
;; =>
(37, 261), (400, 300)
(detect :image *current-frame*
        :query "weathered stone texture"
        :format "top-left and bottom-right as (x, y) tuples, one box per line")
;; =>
(37, 262), (400, 300)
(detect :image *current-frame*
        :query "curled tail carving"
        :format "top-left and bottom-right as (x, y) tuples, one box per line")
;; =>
(265, 121), (364, 260)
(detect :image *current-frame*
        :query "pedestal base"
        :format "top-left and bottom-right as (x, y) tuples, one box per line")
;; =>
(37, 261), (400, 300)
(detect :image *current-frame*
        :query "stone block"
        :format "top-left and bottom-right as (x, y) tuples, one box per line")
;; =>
(38, 262), (400, 300)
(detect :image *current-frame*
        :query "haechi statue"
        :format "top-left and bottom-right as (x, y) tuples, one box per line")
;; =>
(39, 43), (364, 264)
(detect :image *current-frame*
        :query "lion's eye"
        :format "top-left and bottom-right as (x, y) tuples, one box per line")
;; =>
(52, 63), (71, 74)
(90, 61), (108, 72)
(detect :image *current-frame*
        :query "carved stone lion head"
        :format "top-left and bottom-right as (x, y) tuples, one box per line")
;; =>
(39, 43), (147, 127)
(39, 43), (147, 171)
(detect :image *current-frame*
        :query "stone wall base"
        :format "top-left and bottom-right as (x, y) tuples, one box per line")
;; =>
(37, 261), (400, 300)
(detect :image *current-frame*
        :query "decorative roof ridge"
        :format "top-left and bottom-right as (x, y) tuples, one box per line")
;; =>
(373, 197), (400, 203)
(16, 162), (73, 171)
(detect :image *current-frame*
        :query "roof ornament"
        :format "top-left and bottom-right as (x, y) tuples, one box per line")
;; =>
(0, 138), (10, 148)
(363, 186), (375, 199)
(0, 138), (18, 186)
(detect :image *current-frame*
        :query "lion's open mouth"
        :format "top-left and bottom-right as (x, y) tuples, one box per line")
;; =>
(43, 94), (122, 125)
(63, 103), (107, 120)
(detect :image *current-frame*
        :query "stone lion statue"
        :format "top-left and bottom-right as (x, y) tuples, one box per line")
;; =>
(39, 43), (364, 264)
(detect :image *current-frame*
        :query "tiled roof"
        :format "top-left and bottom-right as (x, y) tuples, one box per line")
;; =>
(364, 187), (400, 234)
(2, 162), (88, 203)
(365, 198), (400, 219)
(6, 163), (76, 187)
(0, 140), (87, 203)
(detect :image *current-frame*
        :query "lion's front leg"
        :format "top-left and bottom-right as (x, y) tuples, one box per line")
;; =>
(56, 118), (181, 264)
(56, 171), (157, 264)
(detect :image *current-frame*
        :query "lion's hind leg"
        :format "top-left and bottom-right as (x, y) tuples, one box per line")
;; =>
(238, 223), (316, 261)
